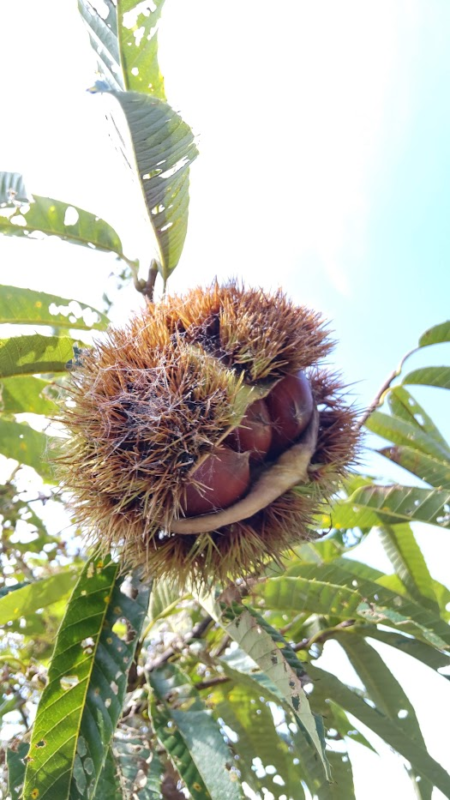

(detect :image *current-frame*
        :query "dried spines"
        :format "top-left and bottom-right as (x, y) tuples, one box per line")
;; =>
(58, 281), (359, 587)
(159, 282), (332, 380)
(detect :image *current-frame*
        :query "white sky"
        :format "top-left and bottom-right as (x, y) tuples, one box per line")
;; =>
(1, 2), (449, 798)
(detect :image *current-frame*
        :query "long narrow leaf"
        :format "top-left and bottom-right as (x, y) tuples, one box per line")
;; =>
(403, 366), (450, 390)
(106, 90), (198, 281)
(0, 285), (109, 330)
(78, 0), (124, 90)
(366, 411), (450, 461)
(307, 664), (450, 798)
(117, 0), (167, 97)
(332, 484), (450, 531)
(150, 663), (242, 799)
(379, 445), (450, 489)
(23, 558), (151, 800)
(387, 385), (448, 449)
(418, 321), (450, 347)
(378, 524), (439, 610)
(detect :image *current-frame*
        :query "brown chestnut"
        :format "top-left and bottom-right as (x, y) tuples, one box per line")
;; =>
(225, 399), (272, 461)
(181, 445), (251, 517)
(266, 371), (314, 457)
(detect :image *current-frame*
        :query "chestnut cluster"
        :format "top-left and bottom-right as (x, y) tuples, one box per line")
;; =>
(181, 371), (313, 517)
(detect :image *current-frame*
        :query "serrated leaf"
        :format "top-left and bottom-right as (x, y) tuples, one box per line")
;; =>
(105, 90), (198, 281)
(387, 385), (448, 449)
(307, 664), (450, 798)
(0, 171), (29, 204)
(149, 663), (242, 800)
(0, 334), (82, 378)
(379, 445), (450, 489)
(0, 376), (58, 415)
(0, 571), (79, 626)
(23, 559), (151, 800)
(0, 419), (53, 479)
(260, 563), (450, 649)
(7, 741), (29, 800)
(78, 0), (124, 91)
(223, 606), (329, 778)
(0, 285), (109, 330)
(332, 484), (450, 531)
(366, 411), (450, 462)
(378, 525), (438, 609)
(364, 628), (450, 673)
(0, 187), (127, 259)
(418, 321), (450, 347)
(150, 698), (209, 799)
(403, 366), (450, 390)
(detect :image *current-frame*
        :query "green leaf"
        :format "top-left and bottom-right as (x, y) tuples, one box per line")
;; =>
(95, 736), (160, 800)
(0, 376), (58, 415)
(364, 628), (450, 673)
(107, 90), (198, 281)
(0, 334), (82, 377)
(23, 559), (151, 800)
(379, 445), (450, 489)
(378, 525), (439, 609)
(222, 605), (329, 778)
(0, 571), (79, 626)
(327, 751), (356, 800)
(0, 285), (109, 330)
(0, 419), (53, 479)
(403, 366), (450, 390)
(0, 188), (128, 260)
(418, 321), (450, 347)
(78, 0), (124, 91)
(332, 484), (450, 531)
(118, 0), (166, 97)
(79, 1), (166, 96)
(7, 741), (29, 799)
(307, 664), (450, 798)
(93, 748), (122, 800)
(366, 411), (450, 462)
(387, 385), (448, 449)
(261, 563), (450, 649)
(0, 171), (29, 204)
(150, 663), (242, 800)
(148, 578), (186, 624)
(150, 698), (209, 799)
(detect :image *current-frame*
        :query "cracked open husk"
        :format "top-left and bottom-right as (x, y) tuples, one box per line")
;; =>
(58, 282), (359, 585)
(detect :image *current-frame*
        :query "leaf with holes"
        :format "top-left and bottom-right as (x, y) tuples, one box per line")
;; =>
(23, 558), (151, 800)
(0, 285), (109, 330)
(0, 376), (58, 415)
(101, 90), (198, 282)
(307, 664), (450, 798)
(222, 605), (329, 778)
(150, 663), (242, 800)
(0, 419), (53, 479)
(79, 0), (166, 95)
(403, 366), (450, 390)
(0, 182), (129, 262)
(0, 334), (83, 378)
(7, 741), (29, 800)
(387, 385), (448, 449)
(418, 321), (450, 348)
(337, 635), (432, 800)
(0, 571), (79, 627)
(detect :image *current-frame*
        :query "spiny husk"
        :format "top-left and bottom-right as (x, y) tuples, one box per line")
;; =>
(58, 281), (359, 586)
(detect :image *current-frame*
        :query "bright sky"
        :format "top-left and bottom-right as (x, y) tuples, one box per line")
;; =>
(1, 2), (450, 798)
